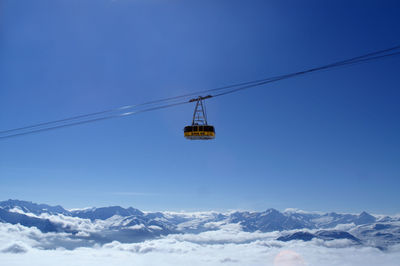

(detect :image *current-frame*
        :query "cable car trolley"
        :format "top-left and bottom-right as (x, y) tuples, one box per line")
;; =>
(184, 95), (215, 140)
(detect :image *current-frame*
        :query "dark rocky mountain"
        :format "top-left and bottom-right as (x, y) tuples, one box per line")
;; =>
(277, 230), (360, 243)
(277, 231), (315, 242)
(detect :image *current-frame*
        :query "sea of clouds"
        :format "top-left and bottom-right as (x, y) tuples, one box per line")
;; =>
(1, 220), (400, 266)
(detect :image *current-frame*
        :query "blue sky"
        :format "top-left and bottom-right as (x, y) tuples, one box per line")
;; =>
(1, 0), (399, 214)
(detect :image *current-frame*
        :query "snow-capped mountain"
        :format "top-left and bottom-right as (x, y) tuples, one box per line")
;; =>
(0, 199), (69, 216)
(1, 199), (399, 250)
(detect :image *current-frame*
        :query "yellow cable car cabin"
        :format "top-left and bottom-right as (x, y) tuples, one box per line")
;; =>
(184, 125), (215, 140)
(184, 95), (215, 140)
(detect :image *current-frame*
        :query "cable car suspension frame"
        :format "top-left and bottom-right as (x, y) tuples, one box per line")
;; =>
(184, 95), (215, 140)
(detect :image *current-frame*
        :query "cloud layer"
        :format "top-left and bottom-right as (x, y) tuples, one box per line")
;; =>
(1, 200), (400, 265)
(1, 222), (400, 266)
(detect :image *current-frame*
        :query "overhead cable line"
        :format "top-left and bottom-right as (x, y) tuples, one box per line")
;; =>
(0, 101), (189, 140)
(3, 44), (399, 137)
(1, 45), (400, 140)
(212, 50), (400, 98)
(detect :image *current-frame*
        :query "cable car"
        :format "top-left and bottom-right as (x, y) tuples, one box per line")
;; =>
(184, 96), (215, 140)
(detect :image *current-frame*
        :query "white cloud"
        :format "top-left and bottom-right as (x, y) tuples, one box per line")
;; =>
(109, 192), (162, 196)
(331, 223), (356, 231)
(127, 224), (145, 230)
(8, 207), (41, 218)
(148, 225), (162, 230)
(1, 218), (400, 266)
(283, 208), (323, 215)
(1, 243), (29, 254)
(1, 236), (400, 266)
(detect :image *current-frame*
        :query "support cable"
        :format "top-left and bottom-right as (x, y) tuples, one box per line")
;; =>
(1, 45), (400, 140)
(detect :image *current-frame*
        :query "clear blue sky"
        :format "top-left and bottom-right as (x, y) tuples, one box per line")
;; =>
(1, 0), (399, 214)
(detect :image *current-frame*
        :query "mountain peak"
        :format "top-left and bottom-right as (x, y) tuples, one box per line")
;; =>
(71, 205), (144, 220)
(355, 211), (376, 225)
(359, 211), (372, 216)
(0, 199), (68, 215)
(264, 208), (280, 214)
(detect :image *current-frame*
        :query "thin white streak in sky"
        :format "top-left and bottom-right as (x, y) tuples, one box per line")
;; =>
(109, 192), (162, 196)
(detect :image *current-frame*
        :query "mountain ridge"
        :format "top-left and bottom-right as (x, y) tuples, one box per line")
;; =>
(1, 199), (399, 250)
